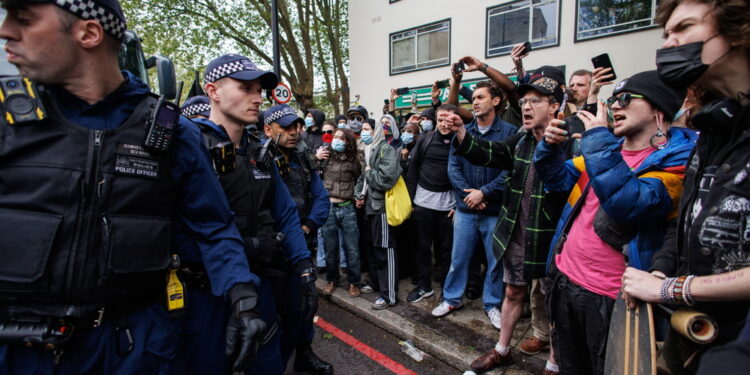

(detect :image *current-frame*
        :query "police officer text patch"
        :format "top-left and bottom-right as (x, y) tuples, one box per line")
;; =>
(115, 143), (162, 179)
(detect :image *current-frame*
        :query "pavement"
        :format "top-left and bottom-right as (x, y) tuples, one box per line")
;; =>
(316, 277), (547, 375)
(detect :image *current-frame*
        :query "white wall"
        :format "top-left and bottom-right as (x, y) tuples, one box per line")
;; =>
(349, 0), (665, 118)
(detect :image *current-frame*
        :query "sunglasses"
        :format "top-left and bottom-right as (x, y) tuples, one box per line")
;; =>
(323, 130), (334, 134)
(606, 93), (645, 109)
(349, 116), (364, 122)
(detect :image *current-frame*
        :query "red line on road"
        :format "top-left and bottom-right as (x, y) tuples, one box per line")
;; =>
(315, 316), (418, 375)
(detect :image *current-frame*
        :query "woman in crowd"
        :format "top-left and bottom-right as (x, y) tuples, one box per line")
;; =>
(320, 129), (363, 297)
(355, 119), (402, 309)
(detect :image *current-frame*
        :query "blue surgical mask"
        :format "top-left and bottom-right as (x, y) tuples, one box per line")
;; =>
(304, 117), (314, 128)
(421, 120), (433, 132)
(360, 131), (373, 145)
(338, 123), (348, 129)
(331, 139), (345, 152)
(401, 132), (414, 145)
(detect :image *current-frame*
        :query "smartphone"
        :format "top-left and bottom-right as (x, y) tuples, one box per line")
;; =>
(395, 87), (410, 96)
(591, 53), (617, 82)
(452, 61), (465, 75)
(436, 79), (449, 89)
(520, 41), (532, 55)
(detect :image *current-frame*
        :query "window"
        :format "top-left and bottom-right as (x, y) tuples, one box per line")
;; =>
(390, 19), (450, 75)
(576, 0), (658, 41)
(486, 0), (559, 57)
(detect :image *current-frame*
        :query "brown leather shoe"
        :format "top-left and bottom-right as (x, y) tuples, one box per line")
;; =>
(470, 348), (511, 372)
(348, 284), (361, 297)
(518, 336), (549, 355)
(323, 282), (336, 295)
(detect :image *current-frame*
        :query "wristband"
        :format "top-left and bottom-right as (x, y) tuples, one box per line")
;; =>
(480, 63), (489, 73)
(660, 277), (677, 304)
(684, 275), (696, 306)
(672, 275), (688, 305)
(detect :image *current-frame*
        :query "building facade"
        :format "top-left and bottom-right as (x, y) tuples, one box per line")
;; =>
(349, 0), (665, 117)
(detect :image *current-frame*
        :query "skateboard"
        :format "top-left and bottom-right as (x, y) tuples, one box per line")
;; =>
(604, 293), (657, 375)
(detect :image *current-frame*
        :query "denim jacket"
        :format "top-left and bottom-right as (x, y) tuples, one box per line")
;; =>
(448, 115), (517, 215)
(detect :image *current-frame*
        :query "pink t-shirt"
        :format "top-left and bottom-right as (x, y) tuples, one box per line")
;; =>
(555, 147), (655, 299)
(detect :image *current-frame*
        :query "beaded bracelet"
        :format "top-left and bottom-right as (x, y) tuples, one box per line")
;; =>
(672, 275), (688, 304)
(683, 275), (696, 306)
(660, 277), (677, 304)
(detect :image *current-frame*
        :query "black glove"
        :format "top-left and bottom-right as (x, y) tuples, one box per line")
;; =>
(225, 283), (266, 372)
(294, 259), (318, 323)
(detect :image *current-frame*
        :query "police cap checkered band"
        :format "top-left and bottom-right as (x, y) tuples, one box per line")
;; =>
(264, 104), (302, 128)
(205, 59), (257, 83)
(53, 0), (127, 40)
(204, 54), (279, 89)
(182, 103), (210, 117)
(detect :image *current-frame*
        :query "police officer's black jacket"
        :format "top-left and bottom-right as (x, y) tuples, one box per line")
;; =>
(0, 92), (176, 316)
(194, 120), (280, 267)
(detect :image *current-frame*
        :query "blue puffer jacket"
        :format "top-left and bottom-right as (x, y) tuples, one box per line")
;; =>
(534, 126), (697, 271)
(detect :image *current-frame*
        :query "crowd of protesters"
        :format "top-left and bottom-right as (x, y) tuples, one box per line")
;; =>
(252, 1), (750, 374)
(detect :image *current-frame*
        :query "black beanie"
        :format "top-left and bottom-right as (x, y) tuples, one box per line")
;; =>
(612, 70), (686, 120)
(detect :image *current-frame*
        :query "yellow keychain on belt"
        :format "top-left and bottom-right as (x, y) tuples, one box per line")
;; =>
(166, 254), (186, 315)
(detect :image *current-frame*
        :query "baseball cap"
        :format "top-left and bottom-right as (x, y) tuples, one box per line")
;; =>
(612, 70), (686, 120)
(181, 95), (210, 117)
(204, 54), (279, 90)
(264, 104), (303, 128)
(517, 65), (565, 104)
(16, 0), (127, 40)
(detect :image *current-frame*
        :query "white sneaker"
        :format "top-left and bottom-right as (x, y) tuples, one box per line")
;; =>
(431, 301), (462, 317)
(486, 307), (502, 330)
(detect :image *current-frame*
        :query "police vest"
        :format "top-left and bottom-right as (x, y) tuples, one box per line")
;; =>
(197, 125), (277, 248)
(280, 150), (313, 221)
(0, 93), (177, 314)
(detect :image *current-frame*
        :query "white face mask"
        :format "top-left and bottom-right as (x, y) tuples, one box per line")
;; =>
(421, 120), (433, 132)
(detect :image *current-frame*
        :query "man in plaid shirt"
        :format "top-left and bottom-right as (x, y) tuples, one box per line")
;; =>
(445, 67), (571, 374)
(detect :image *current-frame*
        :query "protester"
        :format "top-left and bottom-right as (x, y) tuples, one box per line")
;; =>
(536, 70), (695, 375)
(355, 119), (402, 309)
(445, 67), (571, 374)
(321, 128), (363, 297)
(302, 108), (326, 151)
(433, 83), (516, 329)
(568, 70), (592, 109)
(621, 0), (750, 373)
(404, 103), (457, 303)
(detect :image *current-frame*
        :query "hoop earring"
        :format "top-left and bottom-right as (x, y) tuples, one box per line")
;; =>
(650, 114), (669, 150)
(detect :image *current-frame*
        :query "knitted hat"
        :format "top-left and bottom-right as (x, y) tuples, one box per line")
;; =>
(613, 70), (686, 120)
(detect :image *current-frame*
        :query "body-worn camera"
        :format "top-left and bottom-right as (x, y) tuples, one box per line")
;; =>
(209, 141), (236, 174)
(0, 76), (47, 124)
(144, 97), (180, 153)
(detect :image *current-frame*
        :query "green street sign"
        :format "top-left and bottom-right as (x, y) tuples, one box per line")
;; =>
(392, 75), (519, 109)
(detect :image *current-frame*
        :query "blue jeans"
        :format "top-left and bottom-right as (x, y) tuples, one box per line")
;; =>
(322, 203), (361, 285)
(442, 210), (504, 311)
(316, 229), (347, 268)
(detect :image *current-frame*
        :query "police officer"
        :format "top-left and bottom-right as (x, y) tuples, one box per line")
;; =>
(181, 95), (211, 120)
(187, 54), (318, 375)
(264, 104), (333, 374)
(0, 1), (263, 374)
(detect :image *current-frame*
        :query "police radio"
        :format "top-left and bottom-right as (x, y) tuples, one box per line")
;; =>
(144, 97), (179, 153)
(0, 76), (47, 124)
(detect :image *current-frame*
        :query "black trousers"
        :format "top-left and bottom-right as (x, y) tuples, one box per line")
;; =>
(549, 272), (615, 375)
(412, 205), (454, 289)
(367, 213), (398, 304)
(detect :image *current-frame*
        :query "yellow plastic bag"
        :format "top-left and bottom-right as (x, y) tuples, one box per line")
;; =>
(385, 176), (412, 226)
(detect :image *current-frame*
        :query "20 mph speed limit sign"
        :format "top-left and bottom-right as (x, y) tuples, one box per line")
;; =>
(272, 83), (292, 104)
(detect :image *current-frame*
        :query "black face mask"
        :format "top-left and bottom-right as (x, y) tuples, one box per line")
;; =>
(655, 41), (708, 88)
